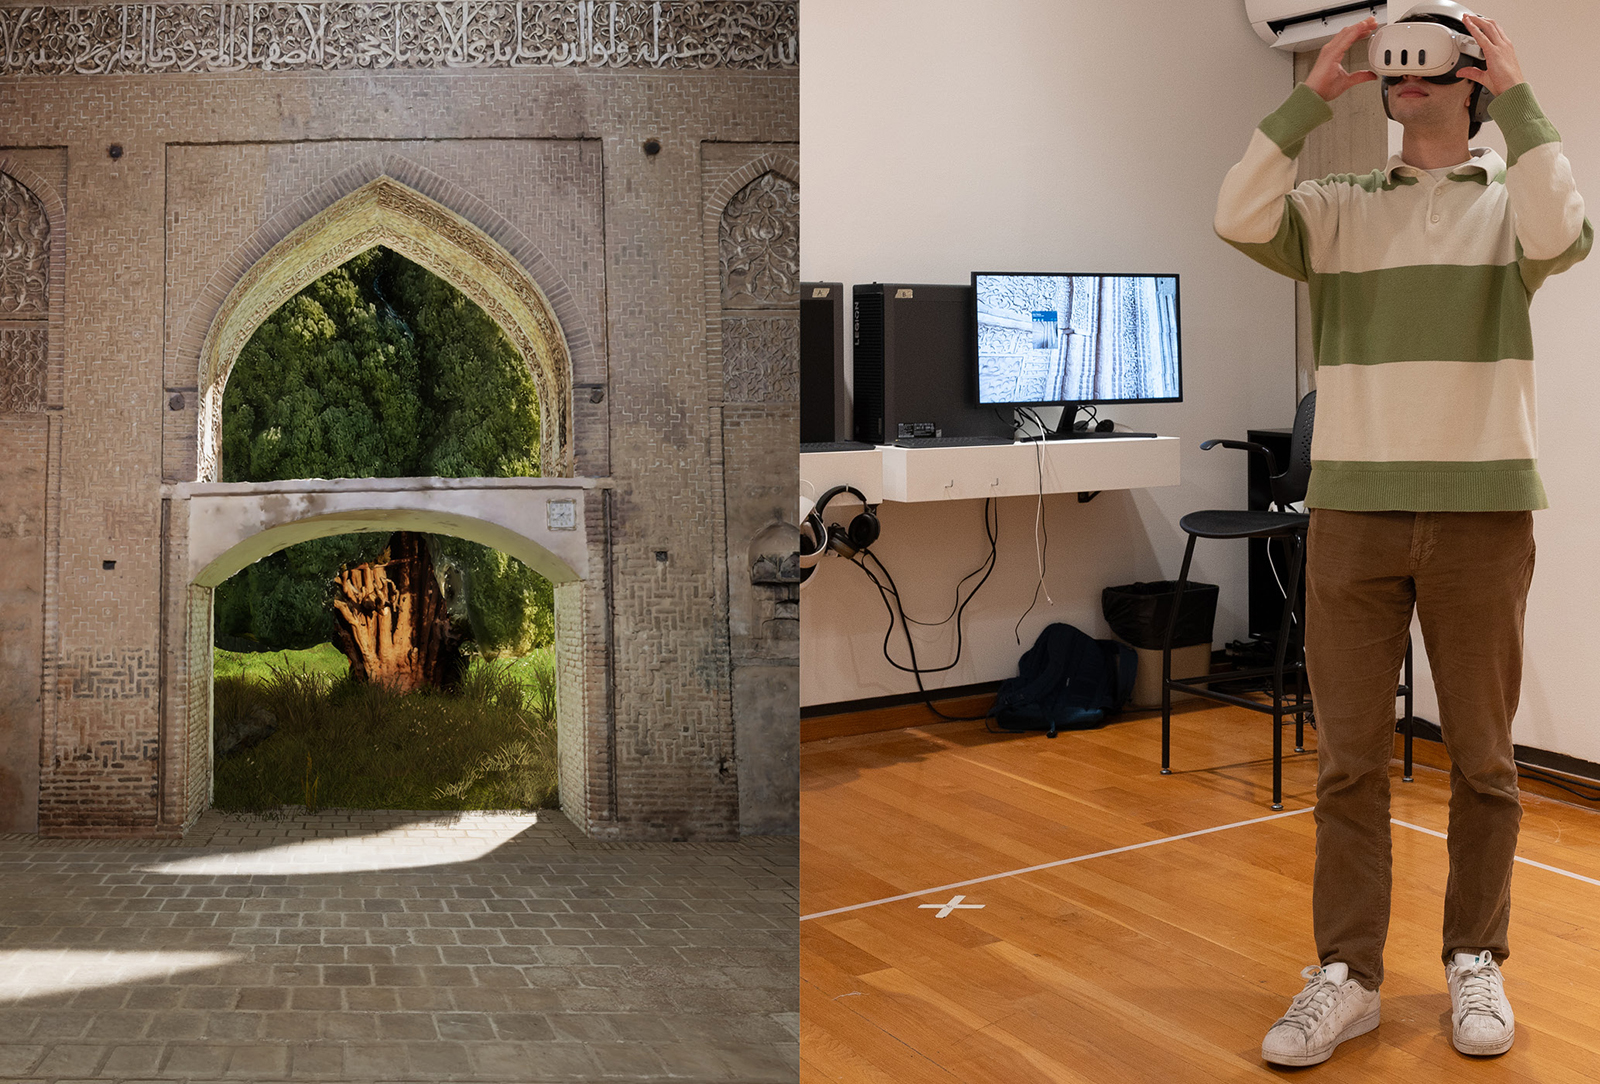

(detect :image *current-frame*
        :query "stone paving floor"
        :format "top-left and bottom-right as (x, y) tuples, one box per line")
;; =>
(0, 810), (798, 1083)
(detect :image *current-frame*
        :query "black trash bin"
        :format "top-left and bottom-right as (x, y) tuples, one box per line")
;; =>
(1102, 581), (1219, 707)
(1102, 580), (1219, 649)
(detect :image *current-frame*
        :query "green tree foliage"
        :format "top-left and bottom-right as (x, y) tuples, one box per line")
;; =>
(217, 247), (552, 655)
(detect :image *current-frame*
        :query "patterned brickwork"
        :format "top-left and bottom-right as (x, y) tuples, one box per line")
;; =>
(702, 143), (797, 833)
(0, 58), (796, 839)
(184, 586), (214, 827)
(0, 327), (47, 412)
(0, 170), (50, 314)
(722, 315), (798, 403)
(0, 158), (67, 833)
(0, 1), (798, 75)
(0, 415), (48, 832)
(61, 649), (161, 699)
(164, 141), (605, 484)
(38, 702), (163, 833)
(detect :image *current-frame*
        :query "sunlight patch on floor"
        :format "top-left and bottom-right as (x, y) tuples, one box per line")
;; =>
(138, 811), (540, 875)
(0, 949), (244, 1002)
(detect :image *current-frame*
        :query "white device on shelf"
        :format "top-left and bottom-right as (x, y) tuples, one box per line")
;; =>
(1245, 0), (1387, 52)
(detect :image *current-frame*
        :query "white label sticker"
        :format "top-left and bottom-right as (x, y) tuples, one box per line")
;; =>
(811, 286), (831, 298)
(546, 498), (577, 531)
(895, 288), (914, 299)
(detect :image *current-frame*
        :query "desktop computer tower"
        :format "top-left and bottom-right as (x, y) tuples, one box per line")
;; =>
(851, 283), (1012, 444)
(800, 282), (850, 443)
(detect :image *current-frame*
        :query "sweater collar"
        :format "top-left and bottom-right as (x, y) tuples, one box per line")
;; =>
(1385, 147), (1506, 183)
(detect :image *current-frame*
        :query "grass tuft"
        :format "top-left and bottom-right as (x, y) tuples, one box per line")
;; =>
(212, 646), (558, 812)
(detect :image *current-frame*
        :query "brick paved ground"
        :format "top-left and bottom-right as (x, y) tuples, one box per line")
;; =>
(0, 810), (798, 1082)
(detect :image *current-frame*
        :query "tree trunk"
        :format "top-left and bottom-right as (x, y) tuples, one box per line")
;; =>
(331, 532), (462, 692)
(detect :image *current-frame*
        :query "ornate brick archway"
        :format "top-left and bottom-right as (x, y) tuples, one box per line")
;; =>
(195, 175), (575, 483)
(159, 179), (608, 835)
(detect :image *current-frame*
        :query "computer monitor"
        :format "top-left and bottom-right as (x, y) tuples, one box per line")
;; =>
(973, 271), (1181, 438)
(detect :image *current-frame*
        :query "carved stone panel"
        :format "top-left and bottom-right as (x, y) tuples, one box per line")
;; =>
(722, 315), (797, 403)
(0, 328), (46, 413)
(0, 1), (797, 75)
(0, 172), (50, 316)
(719, 171), (798, 309)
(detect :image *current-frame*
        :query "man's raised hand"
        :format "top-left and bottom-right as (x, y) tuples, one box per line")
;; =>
(1459, 14), (1526, 97)
(1304, 17), (1380, 102)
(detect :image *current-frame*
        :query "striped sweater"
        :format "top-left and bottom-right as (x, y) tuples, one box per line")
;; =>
(1216, 81), (1592, 511)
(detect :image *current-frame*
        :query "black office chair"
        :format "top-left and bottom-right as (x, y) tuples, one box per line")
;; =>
(1160, 391), (1415, 810)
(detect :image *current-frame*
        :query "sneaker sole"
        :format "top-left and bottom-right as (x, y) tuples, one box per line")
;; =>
(1262, 1006), (1381, 1067)
(1453, 1028), (1514, 1057)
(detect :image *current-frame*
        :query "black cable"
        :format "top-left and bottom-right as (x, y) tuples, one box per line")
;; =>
(899, 498), (999, 630)
(845, 500), (1000, 722)
(1513, 761), (1600, 803)
(860, 502), (996, 675)
(851, 555), (987, 723)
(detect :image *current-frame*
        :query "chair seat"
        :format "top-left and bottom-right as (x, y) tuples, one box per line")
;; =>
(1179, 509), (1309, 540)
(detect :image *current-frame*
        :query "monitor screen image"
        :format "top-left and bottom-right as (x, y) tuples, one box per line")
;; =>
(974, 272), (1181, 406)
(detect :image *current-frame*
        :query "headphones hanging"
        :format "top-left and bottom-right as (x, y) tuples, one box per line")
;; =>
(813, 485), (880, 558)
(799, 495), (828, 572)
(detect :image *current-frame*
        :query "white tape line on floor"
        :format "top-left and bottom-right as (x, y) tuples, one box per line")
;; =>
(803, 809), (1600, 924)
(1392, 817), (1600, 889)
(802, 806), (1316, 921)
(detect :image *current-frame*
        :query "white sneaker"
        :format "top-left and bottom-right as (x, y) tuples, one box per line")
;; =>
(1447, 950), (1515, 1056)
(1261, 962), (1381, 1066)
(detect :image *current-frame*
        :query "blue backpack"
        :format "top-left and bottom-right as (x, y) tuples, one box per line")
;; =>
(989, 623), (1137, 737)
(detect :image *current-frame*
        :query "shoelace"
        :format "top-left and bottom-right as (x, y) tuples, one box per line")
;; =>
(1276, 966), (1342, 1034)
(1453, 957), (1507, 1023)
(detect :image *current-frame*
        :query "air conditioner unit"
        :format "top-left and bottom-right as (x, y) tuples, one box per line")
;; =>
(1246, 0), (1388, 52)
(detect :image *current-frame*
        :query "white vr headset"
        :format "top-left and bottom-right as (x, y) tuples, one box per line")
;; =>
(1368, 3), (1496, 124)
(1369, 21), (1483, 79)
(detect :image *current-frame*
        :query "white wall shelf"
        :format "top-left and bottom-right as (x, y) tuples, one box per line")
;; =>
(803, 437), (1180, 505)
(799, 448), (884, 506)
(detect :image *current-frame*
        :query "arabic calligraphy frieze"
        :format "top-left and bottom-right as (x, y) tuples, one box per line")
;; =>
(0, 1), (797, 75)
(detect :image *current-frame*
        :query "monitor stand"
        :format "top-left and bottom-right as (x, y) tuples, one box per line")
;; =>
(1044, 403), (1156, 440)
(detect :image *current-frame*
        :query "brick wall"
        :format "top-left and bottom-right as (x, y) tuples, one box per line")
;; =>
(0, 7), (797, 840)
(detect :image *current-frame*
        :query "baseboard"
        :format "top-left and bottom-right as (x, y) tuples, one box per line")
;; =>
(801, 686), (1000, 743)
(802, 681), (1003, 721)
(1398, 716), (1600, 795)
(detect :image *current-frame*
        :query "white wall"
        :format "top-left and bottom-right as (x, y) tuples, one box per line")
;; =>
(1393, 0), (1600, 766)
(800, 0), (1301, 708)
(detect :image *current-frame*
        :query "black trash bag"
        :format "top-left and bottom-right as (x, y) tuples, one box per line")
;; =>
(1102, 580), (1219, 650)
(989, 623), (1137, 737)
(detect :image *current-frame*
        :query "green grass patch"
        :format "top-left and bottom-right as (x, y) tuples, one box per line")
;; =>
(213, 647), (558, 813)
(214, 641), (351, 683)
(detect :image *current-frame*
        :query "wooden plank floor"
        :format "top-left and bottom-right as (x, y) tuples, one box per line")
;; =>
(800, 702), (1600, 1083)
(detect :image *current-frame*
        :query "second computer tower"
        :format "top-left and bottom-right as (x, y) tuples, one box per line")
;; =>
(800, 282), (850, 443)
(852, 282), (1012, 445)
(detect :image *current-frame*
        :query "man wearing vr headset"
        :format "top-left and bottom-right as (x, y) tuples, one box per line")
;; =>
(1215, 0), (1591, 1068)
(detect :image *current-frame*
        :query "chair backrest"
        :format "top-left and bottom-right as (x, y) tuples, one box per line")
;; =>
(1271, 390), (1316, 509)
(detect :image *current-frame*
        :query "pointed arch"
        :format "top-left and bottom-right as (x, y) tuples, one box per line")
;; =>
(195, 176), (573, 481)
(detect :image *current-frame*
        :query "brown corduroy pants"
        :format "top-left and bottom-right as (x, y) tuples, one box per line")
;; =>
(1304, 509), (1534, 992)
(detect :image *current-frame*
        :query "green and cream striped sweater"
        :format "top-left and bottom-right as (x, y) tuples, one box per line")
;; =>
(1216, 81), (1592, 511)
